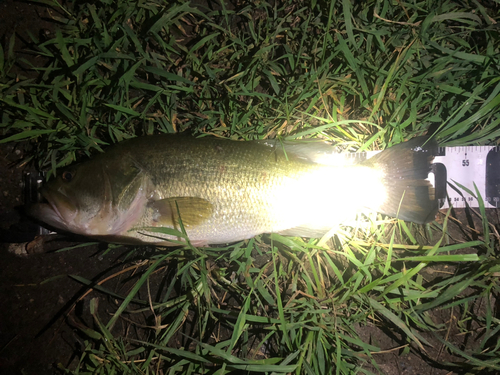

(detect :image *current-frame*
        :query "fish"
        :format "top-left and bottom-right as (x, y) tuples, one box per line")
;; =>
(28, 134), (438, 246)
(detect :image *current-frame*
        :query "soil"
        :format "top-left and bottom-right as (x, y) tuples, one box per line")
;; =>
(0, 2), (127, 373)
(0, 143), (131, 374)
(0, 1), (497, 374)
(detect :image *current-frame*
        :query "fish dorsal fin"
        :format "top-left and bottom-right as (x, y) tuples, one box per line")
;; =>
(148, 197), (213, 229)
(255, 139), (349, 165)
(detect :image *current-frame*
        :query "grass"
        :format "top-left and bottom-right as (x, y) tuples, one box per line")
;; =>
(1, 0), (500, 373)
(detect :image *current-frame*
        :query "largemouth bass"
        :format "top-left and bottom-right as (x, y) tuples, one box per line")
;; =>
(29, 135), (438, 246)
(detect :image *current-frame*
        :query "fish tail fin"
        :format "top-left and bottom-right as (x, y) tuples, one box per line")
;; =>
(362, 136), (438, 224)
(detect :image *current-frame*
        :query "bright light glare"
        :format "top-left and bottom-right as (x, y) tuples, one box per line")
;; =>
(272, 165), (388, 231)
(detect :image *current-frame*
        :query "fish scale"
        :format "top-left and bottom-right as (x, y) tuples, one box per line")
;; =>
(138, 138), (329, 243)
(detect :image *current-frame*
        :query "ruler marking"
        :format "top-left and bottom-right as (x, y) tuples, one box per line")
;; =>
(434, 146), (496, 209)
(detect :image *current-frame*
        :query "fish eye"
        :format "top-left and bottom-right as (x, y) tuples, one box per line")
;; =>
(62, 171), (74, 182)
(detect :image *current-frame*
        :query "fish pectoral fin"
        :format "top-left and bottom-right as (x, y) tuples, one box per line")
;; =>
(149, 197), (213, 229)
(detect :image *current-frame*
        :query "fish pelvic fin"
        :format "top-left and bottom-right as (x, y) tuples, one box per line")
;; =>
(362, 136), (438, 224)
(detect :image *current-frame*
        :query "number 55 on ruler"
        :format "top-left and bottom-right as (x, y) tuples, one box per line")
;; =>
(431, 146), (500, 209)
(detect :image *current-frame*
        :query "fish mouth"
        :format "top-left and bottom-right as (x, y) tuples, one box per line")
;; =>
(28, 188), (78, 233)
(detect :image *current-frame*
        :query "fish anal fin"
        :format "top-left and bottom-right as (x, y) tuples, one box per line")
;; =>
(148, 197), (213, 229)
(278, 225), (330, 238)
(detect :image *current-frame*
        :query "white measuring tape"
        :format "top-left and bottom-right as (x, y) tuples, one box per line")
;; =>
(432, 146), (499, 209)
